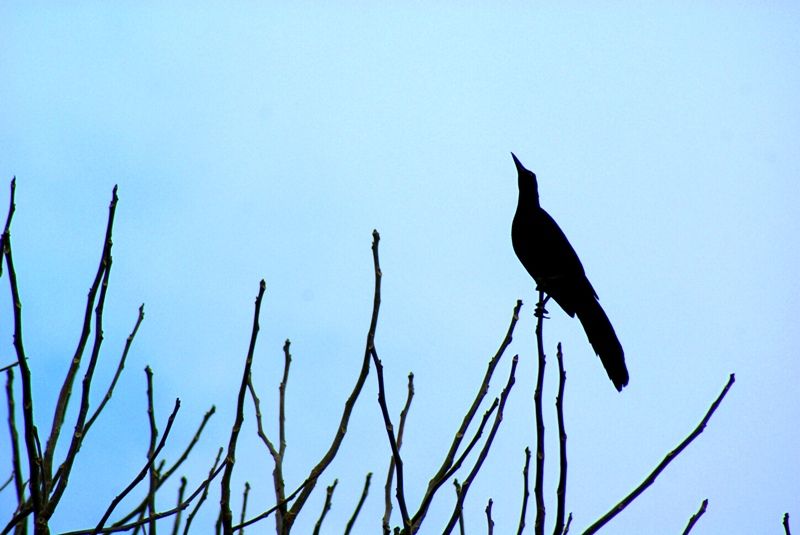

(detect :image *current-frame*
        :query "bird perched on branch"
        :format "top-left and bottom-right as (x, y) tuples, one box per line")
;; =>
(510, 153), (629, 391)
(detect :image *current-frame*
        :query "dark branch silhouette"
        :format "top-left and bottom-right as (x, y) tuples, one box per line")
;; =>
(583, 374), (735, 533)
(681, 498), (708, 535)
(511, 154), (628, 391)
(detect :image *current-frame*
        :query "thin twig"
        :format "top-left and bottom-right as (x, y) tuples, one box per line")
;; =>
(371, 347), (411, 529)
(312, 479), (338, 535)
(784, 512), (792, 535)
(553, 343), (567, 535)
(275, 339), (291, 532)
(517, 447), (531, 535)
(563, 513), (572, 535)
(584, 374), (736, 534)
(283, 230), (383, 530)
(145, 367), (159, 535)
(0, 362), (19, 373)
(113, 406), (216, 527)
(533, 290), (546, 535)
(5, 368), (25, 511)
(441, 400), (499, 484)
(681, 498), (708, 535)
(44, 185), (118, 492)
(170, 477), (187, 535)
(85, 304), (145, 433)
(221, 280), (266, 535)
(412, 300), (523, 530)
(239, 482), (250, 535)
(345, 472), (372, 535)
(232, 477), (311, 531)
(184, 448), (224, 535)
(453, 480), (465, 535)
(383, 374), (414, 532)
(485, 499), (494, 535)
(48, 202), (118, 516)
(94, 398), (181, 533)
(59, 452), (225, 535)
(2, 177), (46, 525)
(443, 355), (519, 534)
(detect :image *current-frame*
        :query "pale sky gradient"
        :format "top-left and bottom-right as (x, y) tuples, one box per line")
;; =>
(1, 3), (799, 533)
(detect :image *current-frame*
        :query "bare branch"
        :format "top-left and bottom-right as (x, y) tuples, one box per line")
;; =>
(94, 398), (181, 533)
(485, 499), (494, 535)
(517, 447), (531, 535)
(383, 373), (414, 532)
(312, 479), (338, 535)
(59, 451), (225, 535)
(345, 472), (372, 535)
(168, 477), (187, 535)
(533, 290), (546, 535)
(784, 513), (792, 535)
(5, 368), (25, 512)
(85, 304), (145, 433)
(44, 185), (118, 490)
(553, 343), (567, 535)
(453, 480), (465, 535)
(443, 355), (519, 534)
(145, 367), (158, 535)
(220, 280), (266, 535)
(284, 230), (383, 528)
(412, 300), (523, 530)
(2, 177), (46, 523)
(584, 374), (736, 534)
(113, 406), (216, 528)
(239, 482), (250, 535)
(681, 498), (708, 535)
(183, 448), (224, 535)
(371, 347), (410, 528)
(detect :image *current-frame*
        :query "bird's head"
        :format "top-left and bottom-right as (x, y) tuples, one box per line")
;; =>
(511, 152), (539, 204)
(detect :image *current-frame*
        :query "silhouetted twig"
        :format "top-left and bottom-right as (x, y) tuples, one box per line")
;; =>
(784, 512), (792, 535)
(533, 290), (547, 535)
(681, 498), (708, 535)
(553, 343), (567, 535)
(2, 177), (46, 527)
(282, 230), (383, 531)
(517, 447), (531, 535)
(45, 185), (118, 497)
(312, 479), (338, 535)
(184, 448), (224, 535)
(170, 477), (187, 535)
(412, 300), (523, 531)
(383, 374), (414, 533)
(345, 472), (372, 535)
(371, 346), (411, 529)
(94, 398), (181, 533)
(60, 452), (225, 535)
(4, 368), (24, 512)
(485, 499), (494, 535)
(85, 304), (145, 433)
(221, 279), (266, 535)
(453, 480), (465, 535)
(443, 355), (519, 534)
(239, 482), (250, 535)
(563, 513), (572, 535)
(113, 406), (216, 528)
(144, 367), (159, 535)
(584, 374), (736, 534)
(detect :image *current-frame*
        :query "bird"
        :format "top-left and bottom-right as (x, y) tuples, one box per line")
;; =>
(510, 153), (629, 391)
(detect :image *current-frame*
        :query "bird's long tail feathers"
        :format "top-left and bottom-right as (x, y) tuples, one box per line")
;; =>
(576, 298), (629, 391)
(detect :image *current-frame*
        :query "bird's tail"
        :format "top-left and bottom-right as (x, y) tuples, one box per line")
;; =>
(575, 298), (629, 391)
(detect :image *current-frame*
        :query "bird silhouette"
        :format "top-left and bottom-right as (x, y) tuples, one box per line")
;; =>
(511, 153), (629, 391)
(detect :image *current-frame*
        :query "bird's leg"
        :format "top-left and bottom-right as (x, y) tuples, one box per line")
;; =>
(534, 294), (551, 319)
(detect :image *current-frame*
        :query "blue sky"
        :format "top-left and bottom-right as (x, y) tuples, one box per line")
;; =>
(1, 3), (799, 533)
